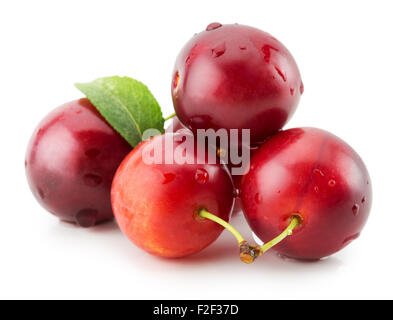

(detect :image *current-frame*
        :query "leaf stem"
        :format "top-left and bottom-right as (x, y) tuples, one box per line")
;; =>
(164, 113), (176, 121)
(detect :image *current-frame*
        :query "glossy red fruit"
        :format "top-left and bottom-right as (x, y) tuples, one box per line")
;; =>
(111, 133), (234, 258)
(25, 98), (131, 227)
(241, 128), (372, 260)
(172, 23), (303, 144)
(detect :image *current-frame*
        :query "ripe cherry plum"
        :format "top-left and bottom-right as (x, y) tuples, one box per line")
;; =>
(241, 128), (372, 260)
(25, 98), (131, 227)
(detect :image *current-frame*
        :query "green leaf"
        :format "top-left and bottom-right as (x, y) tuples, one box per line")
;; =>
(75, 76), (164, 147)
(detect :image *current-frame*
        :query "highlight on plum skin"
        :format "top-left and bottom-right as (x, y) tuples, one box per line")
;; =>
(111, 133), (235, 258)
(172, 23), (303, 144)
(25, 98), (132, 227)
(240, 127), (372, 260)
(165, 115), (190, 134)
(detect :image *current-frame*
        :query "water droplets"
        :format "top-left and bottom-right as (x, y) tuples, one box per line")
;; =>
(314, 186), (319, 192)
(343, 232), (360, 245)
(233, 188), (240, 199)
(206, 22), (222, 31)
(361, 196), (366, 204)
(37, 188), (45, 200)
(352, 204), (360, 216)
(328, 179), (336, 187)
(211, 42), (226, 58)
(290, 88), (295, 96)
(37, 128), (44, 137)
(254, 193), (261, 204)
(162, 173), (176, 184)
(261, 44), (278, 63)
(313, 168), (325, 177)
(83, 173), (103, 187)
(195, 168), (209, 184)
(274, 66), (287, 82)
(75, 208), (98, 228)
(239, 45), (247, 50)
(173, 71), (180, 89)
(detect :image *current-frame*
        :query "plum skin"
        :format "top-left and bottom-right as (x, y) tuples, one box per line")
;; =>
(165, 116), (190, 133)
(240, 128), (372, 260)
(111, 133), (235, 258)
(172, 23), (303, 144)
(25, 98), (131, 227)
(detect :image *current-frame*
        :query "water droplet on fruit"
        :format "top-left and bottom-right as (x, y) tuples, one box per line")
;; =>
(37, 188), (45, 199)
(313, 168), (325, 177)
(328, 179), (336, 187)
(83, 173), (103, 187)
(211, 42), (226, 57)
(185, 56), (191, 64)
(290, 88), (295, 96)
(274, 66), (287, 82)
(85, 148), (100, 159)
(254, 193), (262, 204)
(361, 196), (366, 204)
(300, 82), (304, 94)
(206, 22), (222, 31)
(261, 44), (278, 63)
(343, 232), (360, 245)
(37, 128), (44, 137)
(173, 71), (180, 89)
(239, 45), (247, 50)
(277, 190), (281, 194)
(75, 209), (98, 228)
(352, 204), (360, 216)
(314, 186), (319, 192)
(195, 168), (209, 184)
(233, 188), (240, 198)
(162, 173), (176, 184)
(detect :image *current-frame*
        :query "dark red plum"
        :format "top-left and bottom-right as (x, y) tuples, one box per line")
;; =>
(172, 23), (303, 144)
(25, 98), (131, 227)
(241, 128), (372, 260)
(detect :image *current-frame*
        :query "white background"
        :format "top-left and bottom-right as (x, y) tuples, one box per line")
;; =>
(1, 0), (392, 300)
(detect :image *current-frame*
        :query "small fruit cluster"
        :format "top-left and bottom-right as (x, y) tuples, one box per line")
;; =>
(26, 23), (372, 262)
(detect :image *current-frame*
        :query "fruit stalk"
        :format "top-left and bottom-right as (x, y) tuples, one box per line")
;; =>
(164, 113), (176, 121)
(259, 216), (300, 254)
(198, 209), (301, 263)
(198, 208), (261, 264)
